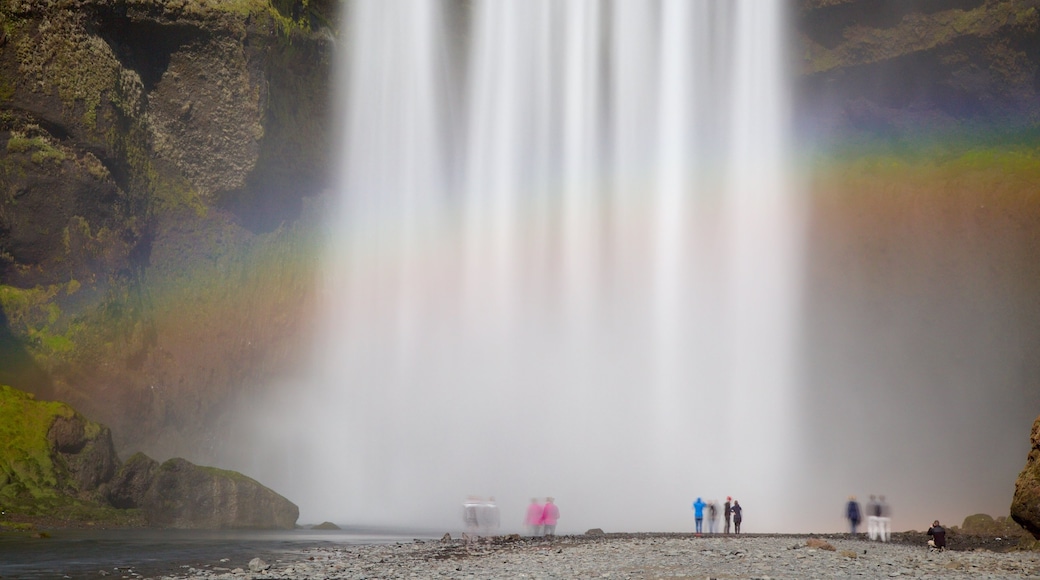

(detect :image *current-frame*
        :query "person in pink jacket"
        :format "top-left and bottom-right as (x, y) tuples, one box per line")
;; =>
(524, 498), (544, 536)
(542, 497), (560, 537)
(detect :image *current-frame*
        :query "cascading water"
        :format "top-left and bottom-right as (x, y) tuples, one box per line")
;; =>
(245, 0), (803, 533)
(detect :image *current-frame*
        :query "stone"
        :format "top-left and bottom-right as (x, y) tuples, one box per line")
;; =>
(107, 453), (297, 529)
(806, 538), (835, 551)
(248, 558), (270, 572)
(139, 458), (299, 529)
(585, 528), (606, 536)
(1011, 415), (1040, 539)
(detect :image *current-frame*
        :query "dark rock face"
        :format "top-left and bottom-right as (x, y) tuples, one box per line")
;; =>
(0, 0), (329, 464)
(106, 451), (159, 509)
(47, 413), (119, 498)
(108, 453), (298, 529)
(140, 458), (299, 529)
(797, 0), (1040, 138)
(1011, 415), (1040, 539)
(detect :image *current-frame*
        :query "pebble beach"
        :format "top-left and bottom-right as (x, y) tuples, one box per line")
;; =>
(148, 534), (1040, 580)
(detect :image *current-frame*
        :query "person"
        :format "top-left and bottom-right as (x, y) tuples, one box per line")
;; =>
(692, 497), (706, 534)
(927, 520), (946, 551)
(542, 497), (560, 537)
(478, 496), (500, 536)
(723, 497), (732, 535)
(730, 500), (743, 534)
(707, 500), (719, 534)
(877, 496), (891, 542)
(524, 498), (544, 537)
(462, 496), (482, 543)
(866, 495), (880, 541)
(845, 495), (862, 534)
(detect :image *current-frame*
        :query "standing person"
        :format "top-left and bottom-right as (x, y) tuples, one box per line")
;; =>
(845, 496), (862, 534)
(723, 497), (732, 535)
(524, 498), (544, 537)
(707, 500), (719, 534)
(692, 497), (706, 534)
(478, 496), (500, 536)
(877, 496), (891, 542)
(462, 496), (481, 543)
(731, 500), (743, 534)
(542, 497), (560, 537)
(866, 495), (880, 541)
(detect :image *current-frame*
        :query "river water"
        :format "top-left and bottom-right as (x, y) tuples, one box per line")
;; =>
(0, 527), (436, 579)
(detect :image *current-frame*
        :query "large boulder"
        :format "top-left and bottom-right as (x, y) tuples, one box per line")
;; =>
(1011, 415), (1040, 539)
(109, 455), (298, 529)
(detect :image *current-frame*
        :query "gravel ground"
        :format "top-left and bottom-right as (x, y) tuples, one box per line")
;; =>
(148, 533), (1040, 579)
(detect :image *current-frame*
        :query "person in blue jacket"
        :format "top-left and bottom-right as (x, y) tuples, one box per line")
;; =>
(846, 496), (862, 534)
(692, 497), (707, 534)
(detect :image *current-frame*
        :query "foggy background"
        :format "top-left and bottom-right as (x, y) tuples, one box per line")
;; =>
(216, 0), (1040, 535)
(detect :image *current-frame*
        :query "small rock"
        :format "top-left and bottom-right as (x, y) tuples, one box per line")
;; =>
(248, 557), (270, 572)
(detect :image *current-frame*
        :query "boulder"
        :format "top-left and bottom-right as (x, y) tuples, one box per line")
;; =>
(107, 453), (297, 529)
(139, 458), (298, 529)
(1011, 415), (1040, 539)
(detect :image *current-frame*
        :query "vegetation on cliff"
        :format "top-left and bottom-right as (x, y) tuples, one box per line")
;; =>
(0, 0), (330, 462)
(0, 384), (297, 530)
(0, 384), (143, 529)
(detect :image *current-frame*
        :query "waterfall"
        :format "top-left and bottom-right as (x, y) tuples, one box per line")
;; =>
(249, 0), (803, 533)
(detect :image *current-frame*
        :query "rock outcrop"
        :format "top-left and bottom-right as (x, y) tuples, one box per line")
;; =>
(109, 455), (298, 529)
(0, 384), (119, 510)
(1, 384), (296, 529)
(1011, 415), (1040, 539)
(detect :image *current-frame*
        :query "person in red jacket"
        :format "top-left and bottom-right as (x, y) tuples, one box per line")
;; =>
(524, 498), (544, 536)
(542, 497), (560, 537)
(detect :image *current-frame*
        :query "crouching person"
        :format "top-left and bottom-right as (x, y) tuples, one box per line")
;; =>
(927, 520), (946, 552)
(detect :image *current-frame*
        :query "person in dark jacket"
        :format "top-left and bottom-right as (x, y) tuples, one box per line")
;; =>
(723, 497), (732, 534)
(846, 496), (862, 534)
(927, 520), (946, 551)
(731, 500), (743, 534)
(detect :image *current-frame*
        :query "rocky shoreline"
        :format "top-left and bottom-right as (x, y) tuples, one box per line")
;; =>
(143, 533), (1040, 580)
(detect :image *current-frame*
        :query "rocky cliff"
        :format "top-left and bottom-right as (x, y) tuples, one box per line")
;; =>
(797, 0), (1040, 138)
(0, 0), (333, 463)
(0, 384), (296, 529)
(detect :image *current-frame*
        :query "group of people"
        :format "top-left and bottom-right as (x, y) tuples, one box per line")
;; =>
(461, 496), (560, 539)
(844, 495), (892, 541)
(524, 497), (560, 537)
(462, 496), (501, 537)
(691, 496), (742, 535)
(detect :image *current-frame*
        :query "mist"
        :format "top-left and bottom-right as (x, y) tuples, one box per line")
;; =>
(217, 0), (1040, 535)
